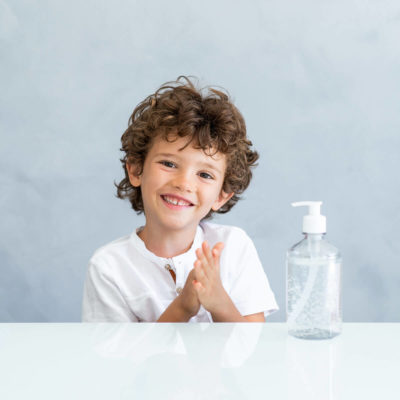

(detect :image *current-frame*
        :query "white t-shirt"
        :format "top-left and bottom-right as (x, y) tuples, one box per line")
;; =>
(82, 222), (279, 322)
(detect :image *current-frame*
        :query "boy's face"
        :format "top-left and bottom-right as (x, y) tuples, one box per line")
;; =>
(126, 135), (234, 233)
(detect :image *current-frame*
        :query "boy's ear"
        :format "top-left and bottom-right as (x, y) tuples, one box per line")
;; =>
(211, 190), (234, 211)
(126, 161), (142, 187)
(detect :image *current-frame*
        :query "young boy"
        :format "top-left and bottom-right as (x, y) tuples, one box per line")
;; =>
(82, 76), (278, 322)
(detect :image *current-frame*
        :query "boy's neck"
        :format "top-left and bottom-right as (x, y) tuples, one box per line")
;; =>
(137, 223), (198, 258)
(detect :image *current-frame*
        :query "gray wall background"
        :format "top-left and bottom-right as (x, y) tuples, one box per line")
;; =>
(1, 0), (399, 322)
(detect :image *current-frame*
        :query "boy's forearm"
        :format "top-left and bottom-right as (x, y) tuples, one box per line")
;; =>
(156, 291), (248, 323)
(210, 292), (247, 322)
(157, 296), (194, 322)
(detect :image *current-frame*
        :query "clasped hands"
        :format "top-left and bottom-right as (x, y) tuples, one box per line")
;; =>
(179, 240), (229, 318)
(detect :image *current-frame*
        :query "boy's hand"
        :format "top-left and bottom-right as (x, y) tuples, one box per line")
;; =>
(177, 268), (201, 319)
(192, 241), (230, 314)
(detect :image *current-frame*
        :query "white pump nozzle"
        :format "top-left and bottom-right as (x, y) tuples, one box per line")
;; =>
(291, 201), (326, 233)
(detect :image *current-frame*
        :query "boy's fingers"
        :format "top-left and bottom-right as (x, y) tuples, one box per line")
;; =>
(188, 268), (198, 285)
(202, 241), (214, 267)
(194, 259), (208, 283)
(196, 247), (211, 278)
(192, 280), (204, 294)
(192, 279), (201, 293)
(212, 242), (224, 258)
(211, 242), (224, 270)
(217, 242), (225, 251)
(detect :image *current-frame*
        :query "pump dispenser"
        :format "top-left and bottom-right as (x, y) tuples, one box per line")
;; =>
(286, 201), (342, 340)
(291, 201), (326, 233)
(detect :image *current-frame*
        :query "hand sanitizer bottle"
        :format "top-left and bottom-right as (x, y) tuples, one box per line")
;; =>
(286, 201), (342, 340)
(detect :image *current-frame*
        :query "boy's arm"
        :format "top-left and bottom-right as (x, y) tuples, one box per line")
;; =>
(157, 294), (265, 322)
(211, 303), (265, 322)
(157, 295), (194, 322)
(243, 312), (265, 322)
(157, 269), (200, 322)
(207, 290), (265, 322)
(193, 241), (267, 323)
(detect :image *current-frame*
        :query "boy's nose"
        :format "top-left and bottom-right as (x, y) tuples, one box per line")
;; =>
(171, 173), (194, 192)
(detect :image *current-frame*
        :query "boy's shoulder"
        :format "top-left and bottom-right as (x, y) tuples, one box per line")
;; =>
(200, 221), (251, 243)
(90, 233), (133, 266)
(200, 222), (259, 261)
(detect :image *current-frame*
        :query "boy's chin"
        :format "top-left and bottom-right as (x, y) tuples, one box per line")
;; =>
(158, 216), (203, 231)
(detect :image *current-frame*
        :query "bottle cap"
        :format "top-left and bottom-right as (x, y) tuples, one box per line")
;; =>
(291, 201), (326, 233)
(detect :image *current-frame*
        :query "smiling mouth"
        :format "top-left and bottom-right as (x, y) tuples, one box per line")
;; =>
(161, 195), (194, 207)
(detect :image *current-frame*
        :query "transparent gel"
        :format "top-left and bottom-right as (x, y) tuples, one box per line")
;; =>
(286, 233), (342, 340)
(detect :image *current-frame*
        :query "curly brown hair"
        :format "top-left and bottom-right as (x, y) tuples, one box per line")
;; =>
(114, 76), (259, 220)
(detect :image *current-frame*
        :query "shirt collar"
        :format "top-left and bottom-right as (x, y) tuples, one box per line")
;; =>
(130, 224), (205, 268)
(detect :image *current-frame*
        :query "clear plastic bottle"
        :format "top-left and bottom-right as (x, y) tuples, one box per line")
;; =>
(286, 201), (342, 340)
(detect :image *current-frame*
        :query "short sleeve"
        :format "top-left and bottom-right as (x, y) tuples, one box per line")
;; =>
(81, 259), (139, 322)
(228, 232), (279, 319)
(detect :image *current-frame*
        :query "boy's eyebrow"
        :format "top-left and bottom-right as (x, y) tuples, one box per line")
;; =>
(155, 153), (178, 159)
(198, 161), (223, 175)
(155, 152), (223, 175)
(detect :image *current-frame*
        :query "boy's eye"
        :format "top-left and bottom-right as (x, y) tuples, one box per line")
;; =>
(199, 172), (213, 180)
(159, 160), (176, 168)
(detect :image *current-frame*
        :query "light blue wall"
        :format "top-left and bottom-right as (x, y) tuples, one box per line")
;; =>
(1, 0), (399, 322)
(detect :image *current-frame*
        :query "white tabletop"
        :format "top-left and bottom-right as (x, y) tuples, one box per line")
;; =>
(0, 323), (399, 399)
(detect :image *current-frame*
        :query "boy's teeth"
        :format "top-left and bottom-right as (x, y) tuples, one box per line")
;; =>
(163, 195), (190, 206)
